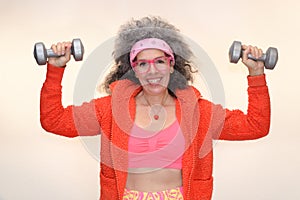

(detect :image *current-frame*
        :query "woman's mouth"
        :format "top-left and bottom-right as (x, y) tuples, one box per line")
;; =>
(147, 78), (162, 85)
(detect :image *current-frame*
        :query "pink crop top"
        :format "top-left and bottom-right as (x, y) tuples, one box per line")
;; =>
(128, 120), (185, 169)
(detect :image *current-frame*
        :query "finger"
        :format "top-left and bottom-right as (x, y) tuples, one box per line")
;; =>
(56, 42), (62, 56)
(61, 42), (66, 55)
(51, 44), (57, 54)
(257, 48), (265, 66)
(258, 48), (263, 58)
(64, 42), (72, 59)
(253, 46), (259, 59)
(242, 45), (251, 61)
(242, 44), (248, 51)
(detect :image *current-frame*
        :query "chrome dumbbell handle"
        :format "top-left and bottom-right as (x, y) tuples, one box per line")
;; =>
(247, 53), (266, 62)
(46, 49), (61, 57)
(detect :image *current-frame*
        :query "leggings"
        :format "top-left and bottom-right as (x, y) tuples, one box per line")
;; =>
(123, 187), (184, 200)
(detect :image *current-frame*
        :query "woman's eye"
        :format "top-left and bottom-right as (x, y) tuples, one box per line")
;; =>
(156, 59), (166, 64)
(138, 62), (147, 67)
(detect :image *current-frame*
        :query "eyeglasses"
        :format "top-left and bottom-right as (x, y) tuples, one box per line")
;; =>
(132, 56), (173, 74)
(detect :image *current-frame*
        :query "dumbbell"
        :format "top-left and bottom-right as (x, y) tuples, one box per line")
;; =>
(33, 38), (84, 65)
(229, 41), (278, 69)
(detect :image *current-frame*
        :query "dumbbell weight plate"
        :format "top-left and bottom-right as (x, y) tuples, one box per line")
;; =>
(229, 41), (242, 63)
(71, 38), (84, 61)
(265, 47), (278, 69)
(34, 43), (47, 65)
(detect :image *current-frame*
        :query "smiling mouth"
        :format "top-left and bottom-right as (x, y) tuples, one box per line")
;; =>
(147, 78), (162, 85)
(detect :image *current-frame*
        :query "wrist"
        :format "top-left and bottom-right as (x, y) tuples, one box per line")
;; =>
(248, 68), (264, 76)
(48, 60), (67, 68)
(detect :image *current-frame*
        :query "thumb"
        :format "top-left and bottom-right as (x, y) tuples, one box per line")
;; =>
(241, 44), (250, 62)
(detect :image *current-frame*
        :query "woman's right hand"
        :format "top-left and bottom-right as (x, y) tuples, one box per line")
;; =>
(48, 41), (72, 67)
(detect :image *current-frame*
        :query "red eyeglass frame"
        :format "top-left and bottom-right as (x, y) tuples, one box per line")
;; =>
(131, 56), (174, 74)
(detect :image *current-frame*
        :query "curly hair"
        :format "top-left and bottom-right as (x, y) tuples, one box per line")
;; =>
(102, 16), (197, 96)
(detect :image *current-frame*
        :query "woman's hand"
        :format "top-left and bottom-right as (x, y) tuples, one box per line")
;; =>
(48, 41), (72, 67)
(241, 45), (265, 76)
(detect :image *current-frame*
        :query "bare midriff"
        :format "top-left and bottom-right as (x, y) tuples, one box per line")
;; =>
(126, 168), (182, 192)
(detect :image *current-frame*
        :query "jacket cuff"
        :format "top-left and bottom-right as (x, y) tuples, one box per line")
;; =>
(247, 74), (267, 87)
(46, 63), (66, 83)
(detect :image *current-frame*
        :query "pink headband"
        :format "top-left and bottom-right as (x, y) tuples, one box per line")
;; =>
(130, 38), (174, 66)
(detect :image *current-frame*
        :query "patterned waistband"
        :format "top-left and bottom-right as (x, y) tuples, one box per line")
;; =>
(123, 187), (184, 200)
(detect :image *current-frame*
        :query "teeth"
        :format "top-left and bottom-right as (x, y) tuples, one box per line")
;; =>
(148, 78), (161, 84)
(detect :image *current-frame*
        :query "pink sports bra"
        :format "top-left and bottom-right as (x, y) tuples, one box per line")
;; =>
(128, 120), (185, 169)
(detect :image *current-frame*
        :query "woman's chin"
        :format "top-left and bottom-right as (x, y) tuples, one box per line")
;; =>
(143, 83), (167, 95)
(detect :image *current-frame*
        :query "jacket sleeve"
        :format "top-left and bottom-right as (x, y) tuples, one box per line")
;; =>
(211, 74), (271, 140)
(40, 63), (107, 137)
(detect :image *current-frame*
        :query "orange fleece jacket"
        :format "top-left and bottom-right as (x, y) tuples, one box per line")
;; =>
(40, 64), (271, 200)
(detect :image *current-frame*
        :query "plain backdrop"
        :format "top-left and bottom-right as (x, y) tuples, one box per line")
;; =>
(0, 0), (299, 199)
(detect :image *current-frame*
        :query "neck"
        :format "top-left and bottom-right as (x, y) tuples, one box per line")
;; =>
(142, 90), (169, 106)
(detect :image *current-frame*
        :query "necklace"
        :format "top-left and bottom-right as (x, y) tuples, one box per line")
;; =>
(143, 92), (168, 120)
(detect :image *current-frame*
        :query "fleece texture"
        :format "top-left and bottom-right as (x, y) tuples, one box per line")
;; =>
(40, 64), (270, 200)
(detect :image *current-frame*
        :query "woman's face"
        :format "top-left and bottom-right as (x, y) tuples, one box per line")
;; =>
(133, 49), (174, 96)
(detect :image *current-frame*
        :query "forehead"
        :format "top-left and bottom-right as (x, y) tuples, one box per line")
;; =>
(136, 49), (165, 59)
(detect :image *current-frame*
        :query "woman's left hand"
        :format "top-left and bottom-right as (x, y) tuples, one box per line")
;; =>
(241, 45), (265, 76)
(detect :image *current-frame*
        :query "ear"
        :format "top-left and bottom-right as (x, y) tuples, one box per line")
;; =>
(170, 59), (175, 66)
(170, 66), (174, 74)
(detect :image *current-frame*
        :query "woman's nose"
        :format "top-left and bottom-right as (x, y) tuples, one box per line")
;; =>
(148, 62), (157, 74)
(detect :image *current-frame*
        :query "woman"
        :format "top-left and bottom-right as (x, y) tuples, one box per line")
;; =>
(40, 16), (270, 200)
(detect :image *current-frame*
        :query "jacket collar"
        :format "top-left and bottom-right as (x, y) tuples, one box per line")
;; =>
(109, 79), (202, 101)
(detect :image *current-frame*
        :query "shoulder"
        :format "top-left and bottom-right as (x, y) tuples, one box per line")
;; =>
(175, 85), (202, 103)
(182, 86), (220, 110)
(176, 85), (200, 97)
(94, 95), (112, 112)
(95, 95), (112, 104)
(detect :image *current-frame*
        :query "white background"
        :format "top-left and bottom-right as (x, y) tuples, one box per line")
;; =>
(0, 0), (299, 199)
